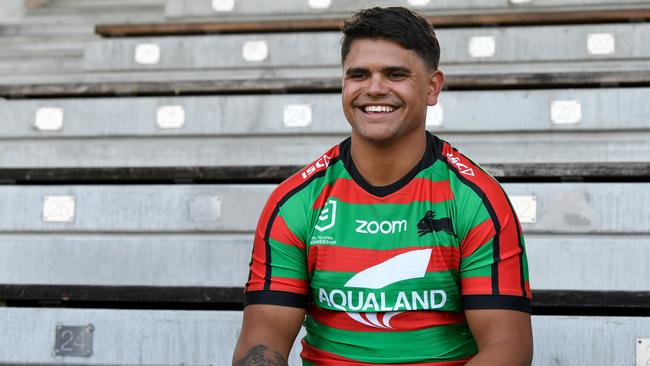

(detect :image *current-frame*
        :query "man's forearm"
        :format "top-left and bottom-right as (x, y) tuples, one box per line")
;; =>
(233, 344), (289, 366)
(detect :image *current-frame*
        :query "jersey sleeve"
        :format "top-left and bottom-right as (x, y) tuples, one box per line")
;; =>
(456, 181), (531, 313)
(244, 184), (310, 309)
(443, 144), (531, 313)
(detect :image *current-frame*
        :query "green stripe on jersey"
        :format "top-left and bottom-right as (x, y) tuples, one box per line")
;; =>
(327, 200), (458, 249)
(311, 270), (461, 312)
(417, 160), (452, 182)
(280, 160), (350, 238)
(303, 316), (477, 363)
(269, 239), (307, 280)
(521, 239), (530, 280)
(460, 238), (494, 275)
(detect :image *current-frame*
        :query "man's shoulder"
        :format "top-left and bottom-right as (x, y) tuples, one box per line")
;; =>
(267, 142), (344, 206)
(433, 135), (500, 190)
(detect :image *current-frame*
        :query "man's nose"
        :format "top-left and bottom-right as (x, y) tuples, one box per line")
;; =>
(366, 74), (388, 95)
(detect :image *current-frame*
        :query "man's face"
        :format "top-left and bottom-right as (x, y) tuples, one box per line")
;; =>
(342, 38), (444, 146)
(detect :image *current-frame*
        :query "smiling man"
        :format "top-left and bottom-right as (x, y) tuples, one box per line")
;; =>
(233, 7), (532, 366)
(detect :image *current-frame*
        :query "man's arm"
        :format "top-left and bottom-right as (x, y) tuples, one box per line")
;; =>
(464, 309), (533, 366)
(232, 304), (306, 366)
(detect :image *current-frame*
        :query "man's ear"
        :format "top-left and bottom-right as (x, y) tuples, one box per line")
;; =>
(427, 70), (446, 106)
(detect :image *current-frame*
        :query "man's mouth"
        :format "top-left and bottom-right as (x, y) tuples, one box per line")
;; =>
(361, 105), (397, 113)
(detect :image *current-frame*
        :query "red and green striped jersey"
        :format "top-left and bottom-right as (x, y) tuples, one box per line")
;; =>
(245, 132), (531, 365)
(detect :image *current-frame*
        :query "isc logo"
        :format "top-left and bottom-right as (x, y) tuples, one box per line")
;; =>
(445, 152), (475, 176)
(301, 154), (331, 179)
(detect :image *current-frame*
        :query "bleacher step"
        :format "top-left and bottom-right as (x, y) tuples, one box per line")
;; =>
(0, 22), (94, 37)
(0, 56), (81, 74)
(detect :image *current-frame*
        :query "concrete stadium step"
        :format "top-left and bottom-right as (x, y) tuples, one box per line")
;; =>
(83, 24), (650, 72)
(0, 41), (87, 58)
(1, 89), (648, 137)
(0, 89), (648, 166)
(0, 233), (648, 292)
(4, 68), (650, 96)
(0, 22), (94, 37)
(44, 0), (164, 9)
(0, 183), (646, 235)
(0, 308), (304, 366)
(0, 34), (96, 46)
(24, 0), (166, 24)
(0, 55), (81, 74)
(27, 0), (165, 16)
(165, 0), (650, 22)
(0, 132), (647, 168)
(0, 308), (647, 366)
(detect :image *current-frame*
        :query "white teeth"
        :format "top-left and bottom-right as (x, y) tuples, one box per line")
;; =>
(364, 105), (395, 113)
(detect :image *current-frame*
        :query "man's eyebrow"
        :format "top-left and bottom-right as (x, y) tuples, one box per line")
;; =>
(382, 66), (411, 74)
(345, 67), (368, 75)
(345, 66), (412, 75)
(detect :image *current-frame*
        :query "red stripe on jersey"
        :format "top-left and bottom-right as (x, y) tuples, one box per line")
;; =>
(460, 218), (495, 258)
(312, 178), (453, 208)
(307, 245), (459, 275)
(268, 277), (309, 295)
(308, 305), (466, 332)
(460, 277), (492, 296)
(270, 215), (305, 250)
(246, 145), (340, 293)
(301, 342), (471, 366)
(441, 142), (527, 298)
(245, 252), (267, 291)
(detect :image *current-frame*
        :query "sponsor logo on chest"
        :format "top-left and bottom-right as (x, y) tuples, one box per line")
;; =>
(355, 219), (407, 234)
(316, 249), (448, 329)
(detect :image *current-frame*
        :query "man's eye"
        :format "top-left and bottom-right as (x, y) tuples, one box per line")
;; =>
(388, 73), (406, 79)
(349, 73), (366, 79)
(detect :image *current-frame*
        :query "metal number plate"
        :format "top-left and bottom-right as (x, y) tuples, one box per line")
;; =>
(53, 324), (94, 357)
(283, 104), (312, 128)
(469, 36), (496, 58)
(407, 0), (430, 6)
(551, 100), (582, 124)
(134, 43), (161, 65)
(43, 195), (76, 223)
(587, 33), (615, 55)
(242, 40), (269, 62)
(638, 338), (650, 366)
(308, 0), (331, 9)
(426, 104), (444, 127)
(35, 107), (64, 131)
(190, 196), (222, 222)
(157, 105), (185, 129)
(212, 0), (235, 12)
(509, 195), (537, 224)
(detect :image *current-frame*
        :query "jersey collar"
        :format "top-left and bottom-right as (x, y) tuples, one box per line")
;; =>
(340, 132), (437, 197)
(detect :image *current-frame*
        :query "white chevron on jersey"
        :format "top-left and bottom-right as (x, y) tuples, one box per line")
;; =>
(343, 248), (432, 328)
(344, 248), (432, 289)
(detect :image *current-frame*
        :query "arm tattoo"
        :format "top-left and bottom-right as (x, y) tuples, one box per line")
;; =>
(234, 344), (288, 366)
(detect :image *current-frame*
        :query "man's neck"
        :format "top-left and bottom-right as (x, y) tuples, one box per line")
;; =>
(350, 129), (427, 187)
